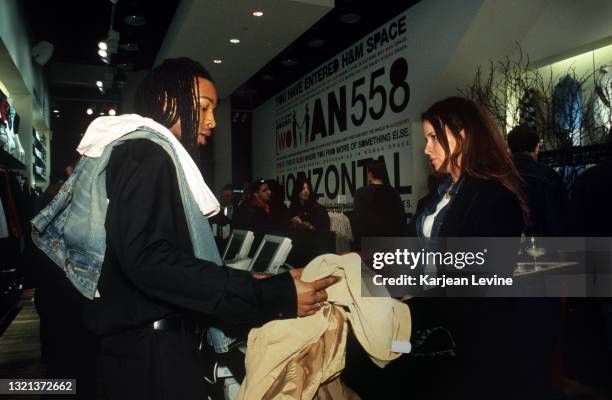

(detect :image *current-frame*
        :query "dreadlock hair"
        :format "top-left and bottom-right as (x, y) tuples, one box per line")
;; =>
(134, 57), (214, 157)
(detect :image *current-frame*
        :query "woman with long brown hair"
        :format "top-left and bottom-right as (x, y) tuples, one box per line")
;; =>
(406, 97), (539, 399)
(413, 96), (527, 238)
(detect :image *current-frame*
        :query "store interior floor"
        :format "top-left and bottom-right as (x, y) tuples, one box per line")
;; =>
(1, 298), (610, 400)
(0, 300), (44, 400)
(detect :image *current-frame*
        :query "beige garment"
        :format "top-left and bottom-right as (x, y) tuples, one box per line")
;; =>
(237, 253), (411, 400)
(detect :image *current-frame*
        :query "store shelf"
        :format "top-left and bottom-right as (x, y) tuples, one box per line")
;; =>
(0, 147), (26, 170)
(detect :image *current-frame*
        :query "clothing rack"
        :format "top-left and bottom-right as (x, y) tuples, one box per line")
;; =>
(325, 204), (353, 214)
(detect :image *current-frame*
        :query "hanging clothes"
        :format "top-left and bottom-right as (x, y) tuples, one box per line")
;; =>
(586, 65), (612, 144)
(0, 168), (22, 238)
(553, 75), (583, 146)
(0, 196), (9, 239)
(328, 212), (353, 253)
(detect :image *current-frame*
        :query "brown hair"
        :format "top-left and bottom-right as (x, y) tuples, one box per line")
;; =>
(421, 96), (529, 224)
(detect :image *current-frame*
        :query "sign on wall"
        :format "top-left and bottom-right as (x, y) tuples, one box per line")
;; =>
(272, 14), (413, 210)
(252, 0), (484, 213)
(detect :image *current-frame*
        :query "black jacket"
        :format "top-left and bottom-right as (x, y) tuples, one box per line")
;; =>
(84, 140), (296, 335)
(410, 174), (524, 237)
(232, 200), (273, 233)
(513, 153), (566, 236)
(352, 183), (406, 247)
(288, 201), (330, 231)
(568, 158), (612, 236)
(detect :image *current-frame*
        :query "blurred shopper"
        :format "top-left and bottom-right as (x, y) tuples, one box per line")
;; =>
(508, 123), (567, 236)
(233, 179), (274, 233)
(266, 178), (290, 230)
(288, 174), (330, 231)
(352, 160), (405, 249)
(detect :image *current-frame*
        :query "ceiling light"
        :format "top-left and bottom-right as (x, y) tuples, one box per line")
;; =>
(108, 108), (116, 116)
(96, 80), (103, 88)
(281, 58), (298, 67)
(253, 11), (264, 17)
(98, 49), (108, 58)
(123, 15), (146, 26)
(229, 38), (240, 44)
(32, 41), (54, 66)
(119, 42), (139, 52)
(213, 59), (222, 64)
(98, 41), (108, 51)
(339, 12), (362, 24)
(99, 112), (105, 116)
(307, 38), (326, 47)
(86, 108), (94, 115)
(52, 109), (59, 114)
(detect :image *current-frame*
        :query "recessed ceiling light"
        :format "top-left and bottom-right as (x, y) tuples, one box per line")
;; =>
(86, 108), (93, 115)
(96, 80), (103, 88)
(123, 15), (146, 26)
(119, 42), (139, 52)
(108, 108), (116, 116)
(229, 38), (240, 44)
(98, 41), (107, 51)
(307, 38), (326, 47)
(99, 112), (105, 116)
(339, 12), (362, 24)
(213, 59), (222, 64)
(281, 58), (298, 67)
(52, 109), (59, 113)
(98, 49), (108, 58)
(253, 11), (264, 17)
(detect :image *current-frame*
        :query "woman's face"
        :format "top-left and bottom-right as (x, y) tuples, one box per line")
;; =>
(423, 120), (458, 173)
(299, 183), (310, 202)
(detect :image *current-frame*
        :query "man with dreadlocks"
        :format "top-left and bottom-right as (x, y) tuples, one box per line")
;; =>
(31, 57), (339, 399)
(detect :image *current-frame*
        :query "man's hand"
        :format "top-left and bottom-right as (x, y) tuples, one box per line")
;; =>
(291, 216), (302, 225)
(292, 273), (341, 317)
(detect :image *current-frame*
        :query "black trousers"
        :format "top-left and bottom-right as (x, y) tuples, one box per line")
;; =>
(98, 328), (208, 400)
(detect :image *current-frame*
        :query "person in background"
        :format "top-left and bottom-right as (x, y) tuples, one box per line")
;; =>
(352, 159), (405, 248)
(507, 123), (567, 236)
(211, 184), (237, 224)
(232, 179), (274, 233)
(566, 150), (612, 394)
(288, 174), (330, 231)
(266, 178), (290, 230)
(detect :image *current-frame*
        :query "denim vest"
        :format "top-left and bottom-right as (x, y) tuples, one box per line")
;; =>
(31, 127), (235, 352)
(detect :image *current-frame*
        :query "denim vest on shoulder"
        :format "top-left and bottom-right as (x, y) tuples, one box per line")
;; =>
(31, 127), (223, 295)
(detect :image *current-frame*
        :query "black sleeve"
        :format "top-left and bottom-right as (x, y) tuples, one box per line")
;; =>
(105, 140), (296, 325)
(351, 188), (367, 246)
(313, 204), (331, 231)
(472, 189), (525, 237)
